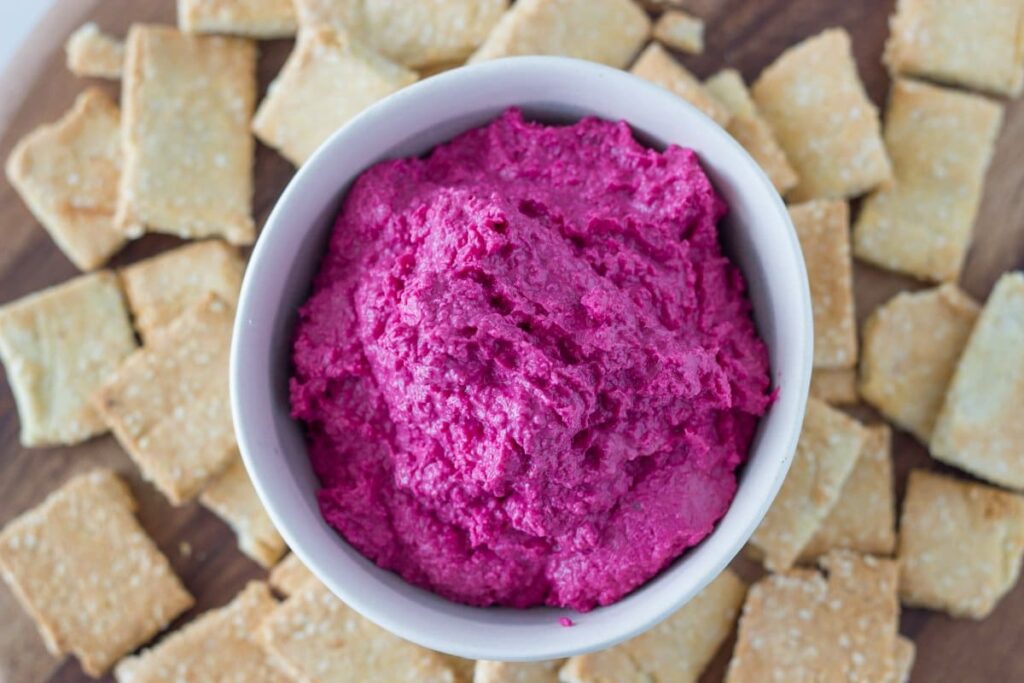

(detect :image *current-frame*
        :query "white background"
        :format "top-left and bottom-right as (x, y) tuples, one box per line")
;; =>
(0, 4), (53, 73)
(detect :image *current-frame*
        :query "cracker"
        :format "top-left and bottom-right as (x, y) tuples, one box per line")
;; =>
(561, 569), (745, 683)
(853, 79), (1003, 283)
(5, 89), (127, 270)
(269, 553), (316, 597)
(115, 582), (287, 683)
(894, 636), (916, 683)
(252, 26), (417, 166)
(469, 0), (650, 69)
(0, 271), (136, 447)
(931, 272), (1024, 490)
(788, 199), (857, 369)
(653, 10), (704, 54)
(809, 368), (858, 405)
(200, 456), (285, 567)
(94, 294), (236, 504)
(859, 284), (979, 444)
(475, 660), (563, 683)
(0, 470), (192, 677)
(119, 239), (244, 343)
(630, 44), (731, 127)
(752, 28), (891, 201)
(178, 0), (297, 38)
(65, 23), (124, 79)
(705, 69), (798, 194)
(898, 469), (1024, 618)
(884, 0), (1024, 97)
(117, 25), (256, 244)
(749, 398), (867, 571)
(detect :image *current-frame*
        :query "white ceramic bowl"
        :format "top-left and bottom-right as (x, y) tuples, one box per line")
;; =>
(231, 56), (812, 662)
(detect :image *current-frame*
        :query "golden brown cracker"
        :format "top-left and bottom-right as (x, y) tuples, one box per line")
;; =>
(630, 43), (731, 127)
(178, 0), (298, 38)
(475, 660), (563, 683)
(65, 23), (124, 79)
(653, 10), (704, 54)
(809, 368), (858, 405)
(200, 457), (285, 567)
(894, 636), (916, 683)
(269, 553), (316, 597)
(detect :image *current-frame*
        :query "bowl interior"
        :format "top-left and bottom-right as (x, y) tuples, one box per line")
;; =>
(232, 57), (811, 662)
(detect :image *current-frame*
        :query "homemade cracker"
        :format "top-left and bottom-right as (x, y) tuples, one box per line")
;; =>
(653, 10), (704, 54)
(749, 398), (867, 571)
(853, 79), (1003, 283)
(469, 0), (650, 69)
(65, 23), (124, 79)
(94, 295), (236, 504)
(931, 272), (1024, 490)
(0, 271), (136, 447)
(252, 26), (417, 166)
(0, 470), (192, 677)
(894, 636), (916, 683)
(631, 44), (731, 127)
(898, 469), (1024, 618)
(859, 284), (979, 444)
(117, 25), (256, 244)
(269, 553), (316, 597)
(809, 368), (858, 405)
(200, 456), (286, 567)
(752, 28), (891, 201)
(884, 0), (1024, 97)
(178, 0), (298, 38)
(5, 89), (127, 270)
(475, 660), (563, 683)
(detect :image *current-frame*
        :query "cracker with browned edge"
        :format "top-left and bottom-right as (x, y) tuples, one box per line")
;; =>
(200, 457), (286, 567)
(0, 271), (136, 447)
(859, 284), (979, 444)
(853, 79), (1003, 283)
(0, 471), (192, 677)
(269, 553), (316, 597)
(117, 25), (256, 244)
(898, 469), (1024, 618)
(653, 10), (703, 54)
(178, 0), (297, 38)
(65, 23), (123, 79)
(809, 368), (858, 405)
(475, 660), (563, 683)
(752, 28), (891, 201)
(631, 44), (730, 127)
(894, 636), (916, 683)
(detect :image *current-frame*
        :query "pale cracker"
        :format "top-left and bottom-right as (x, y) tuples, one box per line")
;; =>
(115, 582), (288, 683)
(200, 456), (286, 567)
(252, 26), (417, 166)
(0, 271), (136, 447)
(269, 553), (316, 597)
(853, 79), (1003, 283)
(653, 10), (703, 54)
(560, 569), (746, 683)
(178, 0), (297, 38)
(809, 368), (858, 405)
(752, 28), (891, 201)
(5, 89), (127, 270)
(859, 283), (979, 444)
(94, 294), (236, 504)
(117, 25), (256, 244)
(898, 469), (1024, 618)
(630, 43), (731, 127)
(65, 23), (124, 79)
(894, 636), (916, 683)
(119, 239), (244, 343)
(884, 0), (1024, 97)
(469, 0), (650, 69)
(0, 470), (192, 677)
(475, 660), (563, 683)
(749, 398), (867, 571)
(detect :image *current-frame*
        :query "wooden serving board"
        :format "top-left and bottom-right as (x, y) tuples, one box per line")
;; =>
(0, 1), (1022, 681)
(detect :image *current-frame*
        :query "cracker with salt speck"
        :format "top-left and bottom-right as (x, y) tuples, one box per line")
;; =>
(269, 553), (316, 597)
(117, 25), (256, 244)
(65, 23), (123, 79)
(178, 0), (297, 38)
(469, 0), (650, 69)
(0, 271), (136, 447)
(115, 582), (288, 683)
(252, 26), (417, 167)
(749, 398), (867, 571)
(859, 284), (979, 445)
(475, 660), (563, 683)
(809, 368), (858, 405)
(0, 470), (192, 677)
(5, 89), (127, 270)
(853, 79), (1003, 283)
(630, 44), (731, 127)
(94, 294), (236, 504)
(561, 569), (745, 683)
(898, 469), (1024, 619)
(200, 456), (286, 567)
(752, 28), (891, 201)
(653, 10), (704, 54)
(894, 636), (916, 683)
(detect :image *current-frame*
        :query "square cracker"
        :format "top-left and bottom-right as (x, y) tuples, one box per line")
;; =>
(469, 0), (650, 69)
(178, 0), (298, 38)
(749, 398), (867, 571)
(5, 89), (127, 270)
(269, 553), (316, 597)
(117, 25), (256, 244)
(252, 26), (417, 166)
(894, 636), (916, 683)
(809, 368), (858, 405)
(653, 10), (704, 54)
(561, 569), (745, 683)
(752, 28), (891, 201)
(115, 582), (289, 683)
(931, 272), (1024, 490)
(200, 456), (286, 567)
(884, 0), (1024, 97)
(630, 44), (731, 127)
(898, 469), (1024, 618)
(65, 23), (124, 79)
(727, 551), (899, 683)
(859, 283), (979, 444)
(94, 294), (236, 504)
(0, 271), (136, 447)
(853, 79), (1003, 283)
(475, 660), (563, 683)
(120, 239), (244, 343)
(0, 470), (192, 677)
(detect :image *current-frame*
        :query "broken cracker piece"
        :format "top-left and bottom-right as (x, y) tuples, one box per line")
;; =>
(178, 0), (298, 38)
(65, 23), (124, 79)
(200, 456), (285, 567)
(269, 553), (316, 597)
(475, 660), (563, 683)
(631, 43), (731, 127)
(894, 636), (916, 683)
(809, 368), (858, 405)
(653, 10), (704, 54)
(0, 470), (192, 677)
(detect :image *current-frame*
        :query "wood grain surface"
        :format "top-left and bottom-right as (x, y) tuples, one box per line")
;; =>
(0, 1), (1022, 681)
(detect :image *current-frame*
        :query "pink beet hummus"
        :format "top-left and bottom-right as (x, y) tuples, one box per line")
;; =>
(290, 109), (771, 611)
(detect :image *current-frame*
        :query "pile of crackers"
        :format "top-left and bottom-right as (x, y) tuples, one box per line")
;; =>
(0, 0), (1022, 681)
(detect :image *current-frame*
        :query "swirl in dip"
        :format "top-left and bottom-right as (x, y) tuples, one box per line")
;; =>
(290, 109), (771, 611)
